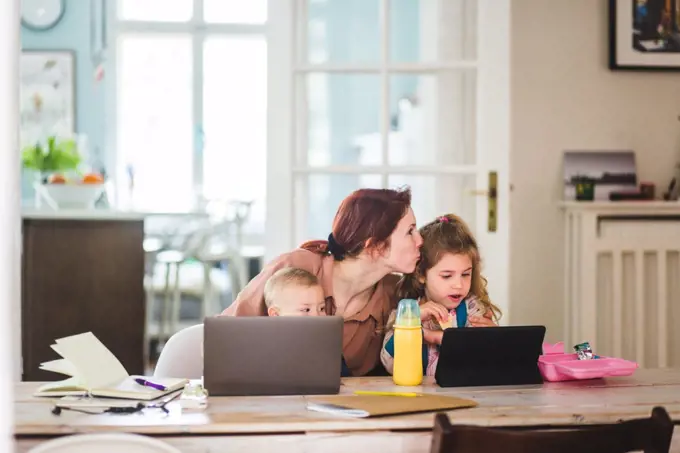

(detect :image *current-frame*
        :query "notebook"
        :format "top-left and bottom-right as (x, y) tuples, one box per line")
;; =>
(305, 394), (478, 418)
(33, 332), (188, 401)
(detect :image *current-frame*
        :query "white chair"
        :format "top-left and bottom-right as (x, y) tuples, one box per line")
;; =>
(153, 324), (204, 379)
(28, 433), (181, 453)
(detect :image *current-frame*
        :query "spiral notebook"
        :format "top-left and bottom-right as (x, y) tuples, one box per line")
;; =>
(306, 394), (478, 418)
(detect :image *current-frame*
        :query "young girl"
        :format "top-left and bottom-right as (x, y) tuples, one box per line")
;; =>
(381, 214), (502, 376)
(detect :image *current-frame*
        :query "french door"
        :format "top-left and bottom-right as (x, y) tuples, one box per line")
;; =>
(267, 0), (510, 320)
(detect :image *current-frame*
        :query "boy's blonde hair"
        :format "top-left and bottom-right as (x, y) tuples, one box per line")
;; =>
(263, 267), (321, 308)
(397, 213), (502, 322)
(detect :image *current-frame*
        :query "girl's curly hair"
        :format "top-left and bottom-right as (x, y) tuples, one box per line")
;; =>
(396, 213), (502, 321)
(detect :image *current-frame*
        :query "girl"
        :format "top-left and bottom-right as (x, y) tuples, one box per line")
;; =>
(381, 214), (502, 376)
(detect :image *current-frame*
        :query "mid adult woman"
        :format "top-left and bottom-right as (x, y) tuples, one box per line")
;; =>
(220, 187), (423, 376)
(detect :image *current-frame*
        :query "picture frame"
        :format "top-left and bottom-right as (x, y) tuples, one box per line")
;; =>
(563, 150), (638, 201)
(609, 0), (680, 71)
(20, 50), (76, 146)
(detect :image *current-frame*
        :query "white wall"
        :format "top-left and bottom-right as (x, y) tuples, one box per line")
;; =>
(1, 0), (20, 447)
(510, 0), (680, 342)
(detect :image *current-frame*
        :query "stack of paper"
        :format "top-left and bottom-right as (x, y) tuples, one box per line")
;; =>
(34, 332), (188, 401)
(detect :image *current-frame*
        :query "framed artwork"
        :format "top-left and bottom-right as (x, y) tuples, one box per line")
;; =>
(563, 151), (638, 201)
(20, 50), (76, 146)
(609, 0), (680, 71)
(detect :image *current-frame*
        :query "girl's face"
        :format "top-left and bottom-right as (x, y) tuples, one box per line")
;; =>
(423, 252), (473, 310)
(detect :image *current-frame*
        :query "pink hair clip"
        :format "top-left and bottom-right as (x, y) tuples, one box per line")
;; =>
(438, 216), (449, 223)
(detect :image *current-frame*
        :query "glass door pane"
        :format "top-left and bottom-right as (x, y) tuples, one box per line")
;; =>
(306, 0), (380, 63)
(294, 174), (382, 245)
(118, 34), (193, 211)
(388, 174), (476, 233)
(304, 74), (381, 167)
(390, 0), (477, 62)
(388, 71), (476, 165)
(294, 174), (476, 246)
(203, 36), (267, 234)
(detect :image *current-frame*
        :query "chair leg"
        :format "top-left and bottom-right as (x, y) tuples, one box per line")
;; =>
(170, 263), (182, 335)
(201, 262), (212, 320)
(226, 258), (242, 302)
(430, 413), (453, 453)
(236, 255), (248, 293)
(143, 270), (155, 366)
(160, 262), (172, 348)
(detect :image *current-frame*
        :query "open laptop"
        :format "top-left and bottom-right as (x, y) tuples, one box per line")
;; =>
(435, 325), (546, 388)
(203, 316), (343, 396)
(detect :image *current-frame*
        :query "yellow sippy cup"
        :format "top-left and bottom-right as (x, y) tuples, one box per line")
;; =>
(392, 299), (423, 386)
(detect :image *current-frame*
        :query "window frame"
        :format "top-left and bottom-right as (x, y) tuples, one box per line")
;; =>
(107, 0), (267, 221)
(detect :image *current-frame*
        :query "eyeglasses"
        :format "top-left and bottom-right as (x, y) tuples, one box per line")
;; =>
(50, 390), (182, 416)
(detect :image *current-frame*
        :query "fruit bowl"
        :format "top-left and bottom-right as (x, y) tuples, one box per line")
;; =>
(36, 183), (104, 209)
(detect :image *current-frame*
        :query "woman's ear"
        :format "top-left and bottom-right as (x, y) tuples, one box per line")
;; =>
(364, 238), (388, 258)
(267, 306), (280, 316)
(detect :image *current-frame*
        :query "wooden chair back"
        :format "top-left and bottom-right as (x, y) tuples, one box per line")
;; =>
(430, 407), (674, 453)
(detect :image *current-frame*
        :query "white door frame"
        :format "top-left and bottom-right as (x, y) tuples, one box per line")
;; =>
(266, 0), (510, 321)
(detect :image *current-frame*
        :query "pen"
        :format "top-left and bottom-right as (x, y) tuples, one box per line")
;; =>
(354, 390), (419, 397)
(134, 378), (168, 391)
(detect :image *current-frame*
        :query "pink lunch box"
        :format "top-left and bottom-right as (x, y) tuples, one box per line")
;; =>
(538, 342), (638, 382)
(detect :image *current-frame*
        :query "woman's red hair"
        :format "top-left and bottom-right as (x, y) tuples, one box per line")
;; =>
(300, 187), (412, 259)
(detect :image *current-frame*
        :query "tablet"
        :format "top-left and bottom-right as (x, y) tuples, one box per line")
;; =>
(435, 325), (546, 387)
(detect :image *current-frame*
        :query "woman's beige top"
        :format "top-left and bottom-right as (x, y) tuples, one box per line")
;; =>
(220, 248), (399, 376)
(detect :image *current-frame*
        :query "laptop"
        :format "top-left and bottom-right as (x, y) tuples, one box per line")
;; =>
(435, 325), (546, 388)
(203, 316), (343, 396)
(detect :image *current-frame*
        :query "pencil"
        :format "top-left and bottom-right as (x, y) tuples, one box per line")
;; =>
(353, 390), (419, 397)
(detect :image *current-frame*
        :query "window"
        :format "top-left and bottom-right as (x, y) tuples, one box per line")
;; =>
(114, 0), (267, 236)
(204, 0), (267, 24)
(118, 0), (193, 22)
(118, 34), (194, 211)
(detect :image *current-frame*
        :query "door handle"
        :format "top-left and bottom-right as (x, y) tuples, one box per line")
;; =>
(466, 172), (497, 233)
(488, 171), (497, 233)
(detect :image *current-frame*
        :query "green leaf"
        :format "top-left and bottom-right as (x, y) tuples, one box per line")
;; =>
(21, 136), (82, 172)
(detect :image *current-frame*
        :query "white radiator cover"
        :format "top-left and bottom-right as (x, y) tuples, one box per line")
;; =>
(563, 202), (680, 368)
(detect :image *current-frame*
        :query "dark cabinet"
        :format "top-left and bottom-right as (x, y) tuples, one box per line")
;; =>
(21, 218), (145, 381)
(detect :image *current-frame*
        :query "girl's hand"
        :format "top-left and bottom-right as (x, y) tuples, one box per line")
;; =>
(423, 328), (444, 345)
(419, 301), (449, 324)
(469, 314), (497, 327)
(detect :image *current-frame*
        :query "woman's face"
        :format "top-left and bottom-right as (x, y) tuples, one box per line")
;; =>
(380, 207), (423, 273)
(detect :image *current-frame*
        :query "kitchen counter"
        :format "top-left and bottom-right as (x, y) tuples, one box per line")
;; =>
(21, 208), (208, 221)
(21, 215), (146, 380)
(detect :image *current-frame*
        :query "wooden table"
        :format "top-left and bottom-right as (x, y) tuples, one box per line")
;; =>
(14, 369), (680, 452)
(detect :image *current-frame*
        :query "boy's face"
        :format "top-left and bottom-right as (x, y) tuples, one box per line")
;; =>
(267, 284), (326, 317)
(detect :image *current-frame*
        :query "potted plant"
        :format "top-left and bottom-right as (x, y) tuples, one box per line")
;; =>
(21, 135), (82, 182)
(21, 136), (105, 209)
(573, 174), (596, 201)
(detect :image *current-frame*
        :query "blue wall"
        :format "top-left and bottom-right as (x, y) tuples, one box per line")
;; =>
(21, 0), (106, 199)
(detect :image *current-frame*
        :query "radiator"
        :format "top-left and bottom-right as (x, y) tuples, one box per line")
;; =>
(563, 202), (680, 368)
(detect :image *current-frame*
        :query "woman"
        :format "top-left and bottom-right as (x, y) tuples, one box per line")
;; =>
(220, 187), (423, 376)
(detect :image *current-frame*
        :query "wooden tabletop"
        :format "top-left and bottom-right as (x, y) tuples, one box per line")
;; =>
(14, 368), (680, 437)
